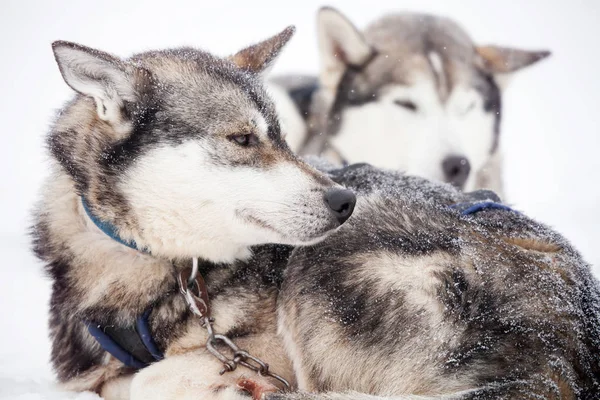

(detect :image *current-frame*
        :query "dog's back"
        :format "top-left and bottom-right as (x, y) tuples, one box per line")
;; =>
(278, 164), (600, 399)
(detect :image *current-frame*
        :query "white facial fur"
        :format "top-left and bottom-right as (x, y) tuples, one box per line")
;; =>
(120, 139), (338, 262)
(330, 76), (496, 191)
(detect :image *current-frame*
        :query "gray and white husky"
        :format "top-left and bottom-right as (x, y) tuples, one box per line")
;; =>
(33, 27), (356, 399)
(33, 22), (599, 400)
(271, 8), (550, 195)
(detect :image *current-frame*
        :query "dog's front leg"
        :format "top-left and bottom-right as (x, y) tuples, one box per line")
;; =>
(130, 349), (279, 400)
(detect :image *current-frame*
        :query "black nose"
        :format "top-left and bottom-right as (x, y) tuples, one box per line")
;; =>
(323, 188), (356, 225)
(442, 156), (471, 188)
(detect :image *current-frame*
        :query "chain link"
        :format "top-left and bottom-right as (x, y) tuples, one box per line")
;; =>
(178, 260), (290, 389)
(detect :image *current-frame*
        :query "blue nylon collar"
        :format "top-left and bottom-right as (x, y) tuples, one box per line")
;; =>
(81, 196), (141, 251)
(86, 308), (164, 369)
(81, 197), (161, 368)
(450, 201), (518, 216)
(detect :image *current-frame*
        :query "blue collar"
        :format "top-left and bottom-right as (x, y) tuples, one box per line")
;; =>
(81, 197), (161, 368)
(450, 201), (518, 216)
(81, 197), (142, 252)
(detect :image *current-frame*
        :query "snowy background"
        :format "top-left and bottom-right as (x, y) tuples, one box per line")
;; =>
(1, 0), (599, 398)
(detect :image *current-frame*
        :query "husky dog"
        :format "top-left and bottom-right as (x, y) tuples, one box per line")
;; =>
(275, 163), (600, 399)
(271, 8), (551, 195)
(32, 27), (357, 399)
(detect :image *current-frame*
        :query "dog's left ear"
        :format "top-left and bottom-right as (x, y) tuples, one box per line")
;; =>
(230, 26), (295, 74)
(476, 45), (550, 88)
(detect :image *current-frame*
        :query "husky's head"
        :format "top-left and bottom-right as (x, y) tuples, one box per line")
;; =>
(309, 8), (550, 191)
(50, 27), (356, 262)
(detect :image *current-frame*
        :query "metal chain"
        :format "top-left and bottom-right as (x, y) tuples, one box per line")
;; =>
(178, 258), (290, 389)
(189, 256), (199, 285)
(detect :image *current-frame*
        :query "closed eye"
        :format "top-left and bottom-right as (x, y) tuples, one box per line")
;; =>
(462, 101), (476, 115)
(394, 99), (418, 112)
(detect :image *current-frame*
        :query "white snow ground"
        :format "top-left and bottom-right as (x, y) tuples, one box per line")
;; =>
(1, 0), (599, 398)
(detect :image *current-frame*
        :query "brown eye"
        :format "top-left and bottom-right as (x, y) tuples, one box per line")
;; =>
(394, 99), (418, 112)
(229, 133), (259, 147)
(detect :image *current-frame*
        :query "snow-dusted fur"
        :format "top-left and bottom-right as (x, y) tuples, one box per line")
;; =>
(275, 163), (600, 399)
(32, 28), (356, 399)
(273, 8), (550, 195)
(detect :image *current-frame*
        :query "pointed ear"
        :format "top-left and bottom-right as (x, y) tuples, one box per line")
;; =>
(317, 7), (374, 90)
(230, 26), (295, 74)
(52, 41), (147, 131)
(476, 45), (551, 74)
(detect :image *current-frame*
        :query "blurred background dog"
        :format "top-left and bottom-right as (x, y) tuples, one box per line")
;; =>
(271, 8), (549, 196)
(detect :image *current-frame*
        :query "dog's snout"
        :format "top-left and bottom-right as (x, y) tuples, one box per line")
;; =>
(324, 188), (356, 225)
(442, 155), (471, 188)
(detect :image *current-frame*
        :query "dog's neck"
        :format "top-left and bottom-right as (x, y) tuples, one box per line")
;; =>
(81, 196), (142, 252)
(45, 166), (247, 270)
(78, 193), (251, 264)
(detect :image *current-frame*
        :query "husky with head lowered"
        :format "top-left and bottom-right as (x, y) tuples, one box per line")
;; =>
(272, 8), (550, 195)
(32, 27), (356, 399)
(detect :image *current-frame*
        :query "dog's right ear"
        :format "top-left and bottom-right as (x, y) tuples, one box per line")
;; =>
(317, 7), (374, 91)
(52, 41), (147, 135)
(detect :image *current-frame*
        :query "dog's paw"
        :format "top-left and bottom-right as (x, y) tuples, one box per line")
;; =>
(237, 377), (279, 400)
(206, 376), (279, 400)
(130, 350), (285, 400)
(207, 385), (253, 400)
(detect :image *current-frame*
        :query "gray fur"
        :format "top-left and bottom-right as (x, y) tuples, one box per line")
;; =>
(276, 163), (600, 399)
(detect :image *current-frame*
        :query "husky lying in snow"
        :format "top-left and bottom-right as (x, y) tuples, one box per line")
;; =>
(33, 27), (355, 398)
(33, 26), (599, 400)
(271, 8), (550, 195)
